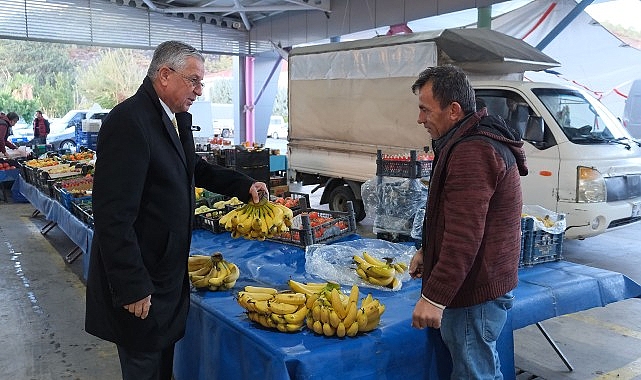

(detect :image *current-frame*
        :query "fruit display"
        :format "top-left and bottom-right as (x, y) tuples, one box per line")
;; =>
(219, 198), (293, 240)
(188, 252), (240, 291)
(194, 205), (216, 215)
(0, 161), (16, 170)
(293, 280), (385, 337)
(25, 157), (59, 168)
(353, 251), (407, 290)
(236, 285), (310, 333)
(61, 151), (94, 161)
(211, 196), (244, 210)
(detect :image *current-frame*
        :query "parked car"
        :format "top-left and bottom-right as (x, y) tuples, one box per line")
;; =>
(48, 109), (111, 152)
(623, 79), (641, 138)
(267, 115), (288, 139)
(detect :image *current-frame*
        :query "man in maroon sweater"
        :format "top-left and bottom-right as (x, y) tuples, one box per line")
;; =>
(409, 65), (528, 379)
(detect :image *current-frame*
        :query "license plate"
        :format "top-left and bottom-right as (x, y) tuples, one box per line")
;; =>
(632, 202), (641, 218)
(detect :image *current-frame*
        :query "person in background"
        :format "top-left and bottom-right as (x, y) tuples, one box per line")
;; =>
(408, 65), (528, 379)
(84, 40), (268, 380)
(0, 112), (19, 158)
(32, 110), (50, 145)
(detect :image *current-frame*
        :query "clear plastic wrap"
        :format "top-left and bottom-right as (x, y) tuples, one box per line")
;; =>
(361, 177), (428, 235)
(304, 238), (416, 291)
(522, 204), (566, 235)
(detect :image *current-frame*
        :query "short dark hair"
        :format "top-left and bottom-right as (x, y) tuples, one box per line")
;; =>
(411, 65), (476, 114)
(6, 112), (19, 121)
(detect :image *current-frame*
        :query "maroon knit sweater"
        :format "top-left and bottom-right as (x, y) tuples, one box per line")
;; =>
(421, 110), (528, 308)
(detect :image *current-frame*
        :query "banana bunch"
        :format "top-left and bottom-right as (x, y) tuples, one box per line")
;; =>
(236, 286), (309, 333)
(353, 251), (408, 290)
(305, 283), (385, 338)
(188, 252), (240, 291)
(219, 198), (294, 240)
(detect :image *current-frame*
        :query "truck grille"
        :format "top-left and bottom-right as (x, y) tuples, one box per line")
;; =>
(605, 175), (641, 202)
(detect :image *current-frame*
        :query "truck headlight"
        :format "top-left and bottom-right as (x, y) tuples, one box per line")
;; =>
(577, 166), (606, 203)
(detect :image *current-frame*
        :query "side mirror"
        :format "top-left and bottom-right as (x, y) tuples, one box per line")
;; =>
(191, 125), (201, 132)
(524, 116), (544, 142)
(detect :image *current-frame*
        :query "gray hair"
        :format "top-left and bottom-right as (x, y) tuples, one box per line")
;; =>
(147, 41), (205, 79)
(411, 64), (476, 114)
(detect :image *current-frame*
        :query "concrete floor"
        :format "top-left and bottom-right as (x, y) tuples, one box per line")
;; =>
(2, 185), (641, 380)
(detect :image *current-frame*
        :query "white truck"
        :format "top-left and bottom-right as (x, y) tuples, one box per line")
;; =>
(287, 28), (641, 240)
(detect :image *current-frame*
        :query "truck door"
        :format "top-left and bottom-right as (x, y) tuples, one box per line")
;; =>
(475, 89), (561, 212)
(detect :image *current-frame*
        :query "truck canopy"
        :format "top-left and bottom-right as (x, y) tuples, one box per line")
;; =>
(288, 28), (559, 176)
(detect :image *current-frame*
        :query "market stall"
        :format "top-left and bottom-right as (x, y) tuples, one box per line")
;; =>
(173, 229), (641, 380)
(14, 159), (641, 380)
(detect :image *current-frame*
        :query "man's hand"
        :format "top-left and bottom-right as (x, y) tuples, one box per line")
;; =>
(249, 182), (269, 203)
(411, 297), (443, 329)
(123, 295), (151, 319)
(409, 248), (424, 279)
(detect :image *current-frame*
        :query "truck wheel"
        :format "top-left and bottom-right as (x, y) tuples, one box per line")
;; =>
(329, 186), (366, 222)
(222, 129), (231, 138)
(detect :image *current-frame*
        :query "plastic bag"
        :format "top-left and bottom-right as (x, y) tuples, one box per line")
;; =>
(304, 238), (416, 291)
(522, 204), (566, 234)
(361, 177), (428, 235)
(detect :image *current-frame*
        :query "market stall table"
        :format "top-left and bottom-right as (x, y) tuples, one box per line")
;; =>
(0, 167), (20, 202)
(174, 229), (641, 380)
(18, 176), (93, 278)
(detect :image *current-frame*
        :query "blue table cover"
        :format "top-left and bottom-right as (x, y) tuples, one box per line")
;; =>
(19, 176), (93, 279)
(174, 229), (641, 380)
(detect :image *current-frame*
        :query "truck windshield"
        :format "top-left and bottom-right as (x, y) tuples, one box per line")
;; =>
(533, 88), (632, 145)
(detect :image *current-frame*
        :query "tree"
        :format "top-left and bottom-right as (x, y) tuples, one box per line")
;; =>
(76, 49), (147, 108)
(208, 78), (233, 103)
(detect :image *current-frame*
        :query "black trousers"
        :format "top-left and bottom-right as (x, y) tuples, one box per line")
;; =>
(116, 344), (175, 380)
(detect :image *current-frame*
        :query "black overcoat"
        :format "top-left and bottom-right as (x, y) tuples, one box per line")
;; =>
(85, 77), (255, 351)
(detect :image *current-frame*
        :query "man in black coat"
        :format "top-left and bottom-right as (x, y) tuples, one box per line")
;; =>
(85, 40), (268, 380)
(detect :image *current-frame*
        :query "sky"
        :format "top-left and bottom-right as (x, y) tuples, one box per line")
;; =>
(402, 0), (641, 35)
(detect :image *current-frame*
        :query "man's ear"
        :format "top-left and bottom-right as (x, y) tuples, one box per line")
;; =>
(449, 101), (465, 120)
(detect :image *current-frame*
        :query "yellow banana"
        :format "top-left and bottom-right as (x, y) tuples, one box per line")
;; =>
(273, 292), (307, 306)
(208, 263), (229, 287)
(223, 262), (240, 284)
(189, 264), (212, 278)
(269, 301), (299, 315)
(347, 284), (359, 306)
(271, 313), (288, 324)
(284, 305), (308, 324)
(322, 322), (336, 336)
(365, 265), (396, 279)
(365, 274), (395, 287)
(362, 315), (380, 332)
(346, 321), (359, 337)
(329, 309), (341, 328)
(244, 286), (278, 295)
(253, 300), (271, 314)
(362, 251), (389, 267)
(237, 291), (275, 302)
(342, 301), (358, 328)
(188, 255), (213, 272)
(336, 322), (346, 338)
(362, 300), (381, 320)
(319, 305), (330, 324)
(355, 267), (368, 280)
(287, 279), (327, 295)
(312, 320), (324, 335)
(362, 294), (374, 307)
(330, 288), (347, 320)
(285, 323), (304, 332)
(356, 308), (368, 331)
(305, 293), (320, 309)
